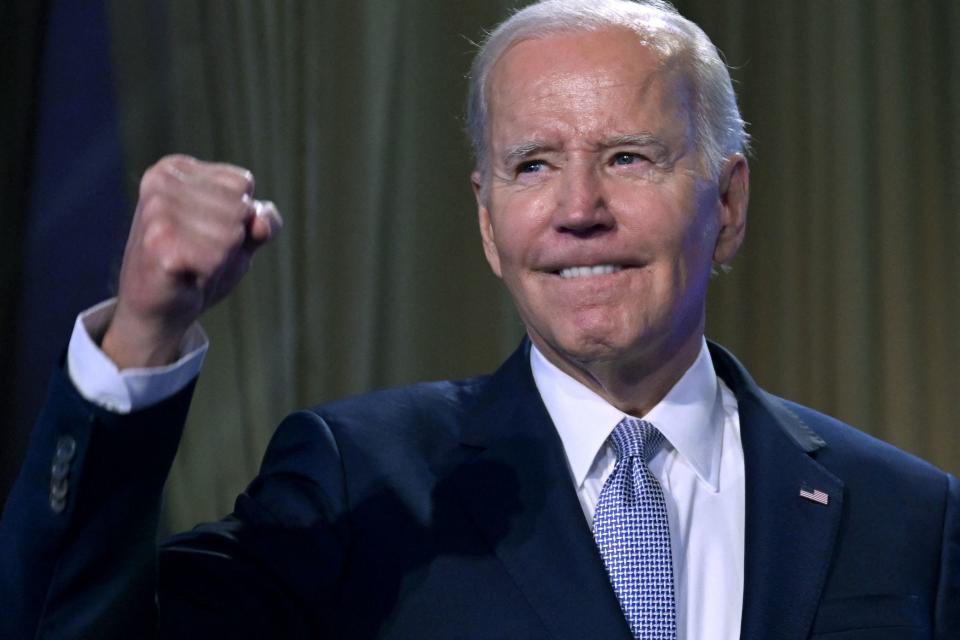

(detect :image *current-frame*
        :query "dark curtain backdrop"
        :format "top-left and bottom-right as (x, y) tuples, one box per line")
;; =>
(4, 1), (957, 532)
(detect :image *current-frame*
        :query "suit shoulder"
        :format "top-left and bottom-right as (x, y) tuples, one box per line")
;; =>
(312, 375), (487, 418)
(776, 396), (950, 487)
(294, 375), (490, 442)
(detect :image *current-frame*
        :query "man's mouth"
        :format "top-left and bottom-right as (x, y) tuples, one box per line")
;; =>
(557, 264), (624, 279)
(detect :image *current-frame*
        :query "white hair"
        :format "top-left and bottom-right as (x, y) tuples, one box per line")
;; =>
(466, 0), (749, 181)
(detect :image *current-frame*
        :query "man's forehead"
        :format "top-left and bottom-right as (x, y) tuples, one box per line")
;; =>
(497, 68), (661, 106)
(486, 29), (680, 112)
(490, 27), (666, 86)
(485, 31), (691, 153)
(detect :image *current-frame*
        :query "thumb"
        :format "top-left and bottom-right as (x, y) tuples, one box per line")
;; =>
(245, 199), (283, 251)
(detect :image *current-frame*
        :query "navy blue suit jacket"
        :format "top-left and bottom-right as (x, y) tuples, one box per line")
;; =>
(2, 341), (958, 638)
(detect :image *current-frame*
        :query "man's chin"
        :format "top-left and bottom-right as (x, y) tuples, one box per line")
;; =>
(530, 331), (630, 368)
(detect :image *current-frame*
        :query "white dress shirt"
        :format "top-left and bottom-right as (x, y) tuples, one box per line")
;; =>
(530, 341), (745, 640)
(67, 304), (743, 638)
(67, 299), (208, 413)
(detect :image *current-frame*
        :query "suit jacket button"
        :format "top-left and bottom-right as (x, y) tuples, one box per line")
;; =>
(49, 495), (67, 514)
(50, 478), (69, 501)
(51, 460), (70, 481)
(55, 435), (76, 462)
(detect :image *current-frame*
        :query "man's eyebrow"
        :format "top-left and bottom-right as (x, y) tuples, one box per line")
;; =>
(501, 141), (552, 166)
(604, 133), (667, 151)
(500, 134), (669, 164)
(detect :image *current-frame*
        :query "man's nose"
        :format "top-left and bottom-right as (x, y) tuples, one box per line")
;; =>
(554, 163), (614, 236)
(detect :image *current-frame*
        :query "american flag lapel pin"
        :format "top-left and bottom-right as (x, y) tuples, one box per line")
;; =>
(799, 484), (829, 506)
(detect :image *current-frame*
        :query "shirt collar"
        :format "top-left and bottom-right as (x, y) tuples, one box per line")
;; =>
(530, 339), (724, 492)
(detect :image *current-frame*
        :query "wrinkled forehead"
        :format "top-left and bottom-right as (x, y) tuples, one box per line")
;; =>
(485, 27), (695, 141)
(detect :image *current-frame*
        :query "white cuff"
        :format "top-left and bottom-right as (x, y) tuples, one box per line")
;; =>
(66, 299), (208, 413)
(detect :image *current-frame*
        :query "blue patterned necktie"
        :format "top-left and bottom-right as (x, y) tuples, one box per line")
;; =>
(593, 418), (677, 639)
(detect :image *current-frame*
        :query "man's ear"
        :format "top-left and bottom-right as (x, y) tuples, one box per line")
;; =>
(713, 154), (749, 266)
(472, 170), (502, 278)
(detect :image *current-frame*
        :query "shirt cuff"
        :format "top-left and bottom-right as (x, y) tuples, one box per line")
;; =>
(66, 299), (209, 414)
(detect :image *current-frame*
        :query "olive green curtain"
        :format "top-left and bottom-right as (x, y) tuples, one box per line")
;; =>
(108, 0), (959, 532)
(689, 0), (960, 471)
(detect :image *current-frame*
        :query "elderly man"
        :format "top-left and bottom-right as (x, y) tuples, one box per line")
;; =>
(2, 0), (957, 638)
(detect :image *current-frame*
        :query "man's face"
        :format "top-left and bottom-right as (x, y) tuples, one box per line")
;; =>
(473, 27), (747, 387)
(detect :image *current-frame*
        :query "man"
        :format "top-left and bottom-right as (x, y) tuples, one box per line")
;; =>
(1, 0), (957, 638)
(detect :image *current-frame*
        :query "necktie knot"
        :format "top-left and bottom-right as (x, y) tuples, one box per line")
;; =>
(610, 417), (664, 465)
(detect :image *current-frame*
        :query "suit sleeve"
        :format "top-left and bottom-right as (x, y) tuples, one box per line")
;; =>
(0, 365), (195, 639)
(1, 363), (351, 639)
(936, 473), (960, 637)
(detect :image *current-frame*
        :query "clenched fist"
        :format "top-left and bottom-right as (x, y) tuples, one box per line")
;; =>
(101, 155), (282, 369)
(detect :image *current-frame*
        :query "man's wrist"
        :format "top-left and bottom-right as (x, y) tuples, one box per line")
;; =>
(67, 299), (208, 413)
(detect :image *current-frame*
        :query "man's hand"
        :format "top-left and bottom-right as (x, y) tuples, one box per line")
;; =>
(101, 155), (282, 369)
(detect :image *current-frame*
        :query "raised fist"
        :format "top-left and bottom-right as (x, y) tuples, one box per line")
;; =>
(101, 155), (282, 368)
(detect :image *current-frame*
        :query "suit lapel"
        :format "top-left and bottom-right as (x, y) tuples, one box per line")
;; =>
(450, 343), (632, 640)
(449, 341), (844, 639)
(710, 344), (844, 640)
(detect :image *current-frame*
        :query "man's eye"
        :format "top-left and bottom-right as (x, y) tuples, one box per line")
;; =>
(517, 160), (546, 174)
(613, 152), (645, 166)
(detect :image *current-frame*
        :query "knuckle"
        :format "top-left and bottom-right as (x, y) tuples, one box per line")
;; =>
(164, 153), (196, 166)
(138, 191), (174, 223)
(140, 153), (201, 195)
(240, 169), (255, 194)
(141, 216), (176, 256)
(138, 168), (160, 198)
(157, 251), (187, 278)
(140, 163), (179, 198)
(221, 169), (254, 196)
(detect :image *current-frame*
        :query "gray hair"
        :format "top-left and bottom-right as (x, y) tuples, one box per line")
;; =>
(466, 0), (749, 182)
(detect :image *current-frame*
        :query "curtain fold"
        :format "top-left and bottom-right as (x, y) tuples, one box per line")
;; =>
(108, 0), (959, 532)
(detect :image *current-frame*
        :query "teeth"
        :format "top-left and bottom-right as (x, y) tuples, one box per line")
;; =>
(558, 265), (623, 279)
